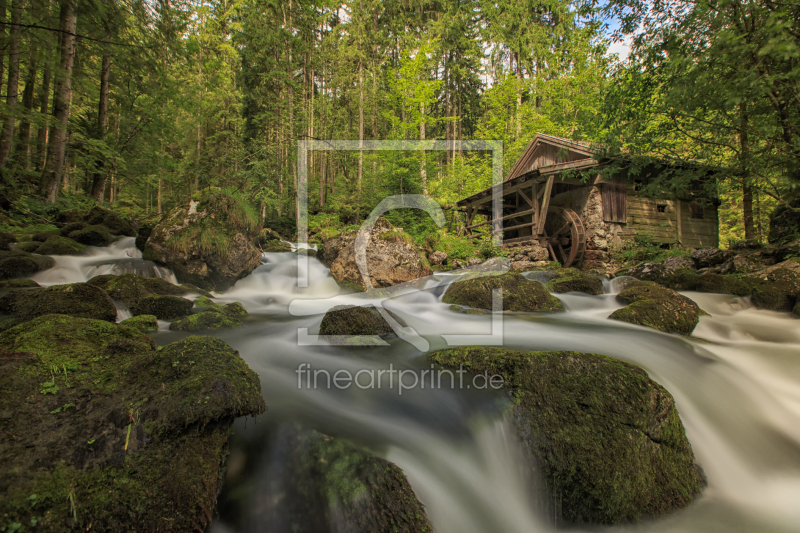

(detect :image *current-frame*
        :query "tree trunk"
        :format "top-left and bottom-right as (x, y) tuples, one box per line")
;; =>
(35, 16), (52, 172)
(195, 48), (202, 191)
(157, 177), (163, 215)
(515, 52), (523, 140)
(420, 101), (427, 195)
(38, 0), (77, 203)
(0, 0), (22, 167)
(739, 101), (754, 240)
(358, 58), (364, 211)
(15, 41), (37, 169)
(91, 53), (111, 201)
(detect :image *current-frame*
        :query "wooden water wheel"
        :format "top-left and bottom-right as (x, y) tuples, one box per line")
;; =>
(544, 206), (586, 267)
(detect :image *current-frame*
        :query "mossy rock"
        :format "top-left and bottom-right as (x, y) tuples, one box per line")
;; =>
(169, 308), (243, 331)
(16, 240), (41, 253)
(59, 221), (86, 237)
(35, 235), (88, 255)
(255, 424), (433, 532)
(88, 273), (198, 319)
(130, 294), (193, 320)
(794, 300), (800, 318)
(749, 268), (799, 312)
(662, 269), (753, 296)
(0, 251), (55, 280)
(319, 305), (393, 336)
(0, 317), (265, 531)
(194, 295), (217, 308)
(120, 314), (159, 333)
(260, 239), (292, 253)
(135, 224), (152, 252)
(0, 231), (16, 251)
(58, 206), (136, 236)
(0, 278), (40, 288)
(0, 282), (117, 324)
(429, 347), (704, 525)
(609, 281), (701, 335)
(545, 268), (604, 295)
(69, 224), (113, 246)
(443, 272), (564, 312)
(32, 229), (61, 242)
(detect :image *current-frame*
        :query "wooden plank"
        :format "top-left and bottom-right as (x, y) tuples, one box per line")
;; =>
(467, 208), (538, 230)
(537, 176), (554, 234)
(676, 200), (683, 244)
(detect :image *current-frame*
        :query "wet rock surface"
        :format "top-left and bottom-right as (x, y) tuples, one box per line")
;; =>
(545, 268), (604, 295)
(429, 347), (705, 526)
(88, 273), (197, 319)
(319, 305), (394, 336)
(0, 317), (265, 532)
(610, 281), (701, 334)
(443, 272), (564, 312)
(0, 250), (54, 280)
(0, 282), (117, 324)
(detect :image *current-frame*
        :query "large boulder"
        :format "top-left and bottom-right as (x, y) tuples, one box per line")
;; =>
(326, 219), (432, 292)
(749, 267), (800, 312)
(0, 231), (16, 251)
(661, 269), (754, 296)
(143, 188), (263, 291)
(443, 272), (564, 312)
(0, 317), (265, 531)
(221, 424), (432, 532)
(68, 224), (113, 246)
(0, 282), (117, 324)
(609, 281), (701, 334)
(119, 314), (159, 333)
(0, 250), (54, 280)
(429, 347), (704, 525)
(545, 268), (604, 295)
(34, 235), (87, 255)
(135, 223), (152, 252)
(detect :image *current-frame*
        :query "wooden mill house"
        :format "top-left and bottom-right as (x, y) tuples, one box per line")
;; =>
(454, 134), (721, 267)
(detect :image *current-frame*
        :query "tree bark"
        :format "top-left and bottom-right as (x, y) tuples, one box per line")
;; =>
(15, 40), (37, 169)
(90, 53), (112, 201)
(35, 11), (53, 172)
(157, 177), (163, 215)
(38, 0), (77, 203)
(515, 52), (523, 140)
(420, 101), (427, 195)
(739, 101), (754, 240)
(0, 0), (22, 167)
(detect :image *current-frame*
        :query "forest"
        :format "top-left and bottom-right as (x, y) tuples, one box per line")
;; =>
(0, 0), (797, 246)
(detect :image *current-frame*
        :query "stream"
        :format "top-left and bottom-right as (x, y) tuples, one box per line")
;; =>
(29, 238), (800, 533)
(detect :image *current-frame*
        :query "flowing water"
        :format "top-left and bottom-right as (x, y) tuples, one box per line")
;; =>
(26, 241), (800, 532)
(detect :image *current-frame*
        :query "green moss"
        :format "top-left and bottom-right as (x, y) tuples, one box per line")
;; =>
(0, 283), (118, 324)
(88, 273), (196, 319)
(35, 235), (88, 255)
(793, 300), (800, 318)
(119, 314), (159, 333)
(194, 295), (217, 308)
(609, 281), (701, 335)
(429, 347), (704, 525)
(546, 268), (604, 295)
(169, 309), (242, 331)
(131, 294), (193, 320)
(32, 229), (62, 242)
(68, 224), (113, 246)
(319, 305), (393, 336)
(0, 251), (55, 280)
(0, 278), (40, 288)
(442, 272), (565, 312)
(0, 318), (265, 532)
(662, 269), (754, 296)
(16, 240), (41, 253)
(0, 231), (16, 251)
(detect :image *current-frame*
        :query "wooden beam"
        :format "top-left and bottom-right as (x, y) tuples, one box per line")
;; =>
(467, 208), (538, 230)
(537, 176), (555, 234)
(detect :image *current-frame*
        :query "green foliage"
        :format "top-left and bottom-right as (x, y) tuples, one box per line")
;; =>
(613, 233), (689, 267)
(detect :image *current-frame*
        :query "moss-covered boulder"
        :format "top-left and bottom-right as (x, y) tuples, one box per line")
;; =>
(59, 220), (86, 237)
(0, 316), (265, 532)
(794, 300), (800, 318)
(0, 282), (117, 324)
(319, 305), (394, 336)
(143, 187), (263, 291)
(135, 223), (152, 252)
(88, 273), (197, 319)
(545, 268), (604, 295)
(0, 250), (54, 280)
(0, 231), (16, 251)
(57, 206), (136, 237)
(194, 295), (217, 308)
(0, 278), (40, 288)
(34, 235), (87, 255)
(609, 281), (701, 335)
(238, 424), (432, 532)
(768, 199), (800, 246)
(119, 314), (159, 333)
(16, 240), (41, 253)
(32, 229), (61, 242)
(429, 347), (704, 525)
(69, 224), (113, 246)
(443, 272), (564, 312)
